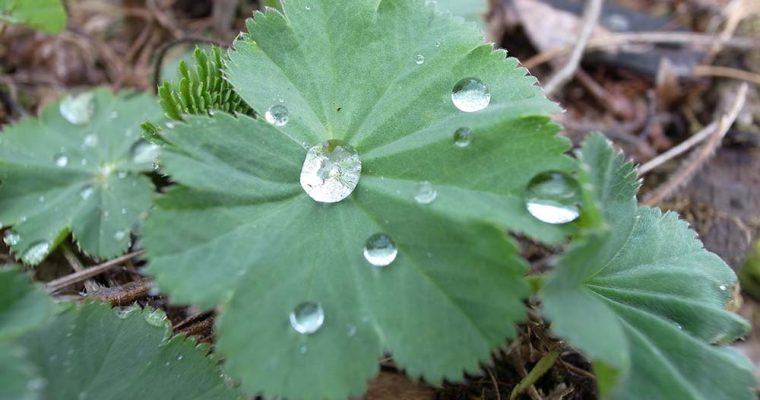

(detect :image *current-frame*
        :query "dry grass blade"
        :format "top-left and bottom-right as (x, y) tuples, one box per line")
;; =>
(46, 251), (144, 293)
(642, 83), (748, 205)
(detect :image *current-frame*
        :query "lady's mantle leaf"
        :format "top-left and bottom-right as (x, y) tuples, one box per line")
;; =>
(146, 0), (575, 398)
(0, 0), (67, 33)
(540, 135), (755, 399)
(0, 267), (54, 340)
(0, 88), (162, 263)
(19, 302), (239, 400)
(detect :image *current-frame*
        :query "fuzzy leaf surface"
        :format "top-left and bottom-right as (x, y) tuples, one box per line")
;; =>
(0, 0), (66, 33)
(540, 135), (756, 399)
(145, 1), (575, 398)
(20, 302), (239, 400)
(0, 88), (162, 263)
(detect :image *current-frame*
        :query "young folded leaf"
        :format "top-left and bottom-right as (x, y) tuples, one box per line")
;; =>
(540, 134), (756, 399)
(0, 88), (162, 263)
(144, 0), (580, 398)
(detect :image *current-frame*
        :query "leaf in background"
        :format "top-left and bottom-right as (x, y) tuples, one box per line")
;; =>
(145, 0), (577, 398)
(20, 302), (239, 400)
(434, 0), (488, 23)
(0, 267), (54, 340)
(0, 88), (163, 263)
(0, 0), (67, 33)
(540, 134), (756, 399)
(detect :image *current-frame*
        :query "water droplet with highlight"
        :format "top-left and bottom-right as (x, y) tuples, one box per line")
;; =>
(145, 309), (168, 327)
(719, 284), (728, 291)
(454, 127), (472, 148)
(415, 54), (425, 65)
(22, 241), (50, 264)
(451, 78), (491, 112)
(54, 153), (68, 167)
(114, 230), (127, 240)
(363, 233), (398, 267)
(131, 141), (161, 164)
(3, 231), (20, 246)
(289, 302), (324, 335)
(414, 181), (437, 204)
(525, 171), (582, 224)
(80, 185), (95, 200)
(265, 105), (289, 127)
(300, 140), (361, 203)
(59, 93), (95, 125)
(83, 134), (98, 147)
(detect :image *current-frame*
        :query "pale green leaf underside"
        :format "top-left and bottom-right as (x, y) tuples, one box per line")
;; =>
(541, 135), (755, 400)
(20, 302), (239, 400)
(0, 88), (162, 262)
(0, 0), (66, 33)
(146, 0), (576, 398)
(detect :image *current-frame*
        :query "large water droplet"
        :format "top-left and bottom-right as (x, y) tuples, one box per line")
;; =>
(54, 153), (68, 167)
(453, 127), (473, 148)
(3, 231), (20, 246)
(59, 93), (95, 125)
(451, 78), (491, 112)
(131, 141), (161, 164)
(265, 105), (289, 127)
(525, 171), (582, 224)
(300, 140), (361, 203)
(80, 185), (95, 200)
(414, 181), (437, 204)
(363, 233), (398, 267)
(289, 302), (324, 335)
(22, 241), (50, 264)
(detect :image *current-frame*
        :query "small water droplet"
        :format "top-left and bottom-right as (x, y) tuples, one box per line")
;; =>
(59, 93), (95, 125)
(131, 141), (161, 164)
(27, 378), (47, 391)
(114, 230), (127, 240)
(117, 171), (128, 179)
(451, 78), (491, 112)
(145, 309), (168, 327)
(177, 355), (184, 361)
(22, 241), (50, 264)
(121, 208), (127, 215)
(435, 41), (442, 48)
(80, 185), (95, 200)
(300, 140), (361, 203)
(719, 284), (728, 291)
(265, 105), (289, 127)
(363, 233), (398, 267)
(165, 122), (176, 129)
(110, 110), (119, 119)
(346, 324), (357, 337)
(3, 230), (20, 246)
(453, 127), (473, 148)
(415, 54), (425, 65)
(299, 345), (308, 354)
(525, 171), (582, 224)
(414, 181), (437, 204)
(289, 302), (324, 335)
(54, 153), (68, 167)
(38, 195), (45, 203)
(83, 134), (98, 147)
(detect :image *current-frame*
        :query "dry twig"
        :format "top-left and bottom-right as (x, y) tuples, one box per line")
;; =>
(542, 0), (604, 96)
(642, 83), (748, 205)
(46, 251), (143, 293)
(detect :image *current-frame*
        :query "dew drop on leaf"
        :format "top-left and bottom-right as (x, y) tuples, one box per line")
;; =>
(115, 304), (140, 319)
(145, 308), (168, 327)
(54, 153), (68, 167)
(525, 171), (582, 224)
(414, 181), (437, 204)
(289, 302), (324, 335)
(59, 92), (95, 125)
(83, 134), (98, 147)
(300, 140), (361, 203)
(131, 141), (161, 164)
(363, 233), (398, 267)
(80, 185), (95, 200)
(453, 127), (473, 148)
(346, 324), (357, 337)
(451, 78), (491, 112)
(719, 284), (728, 291)
(265, 105), (289, 127)
(114, 230), (127, 240)
(3, 231), (20, 246)
(415, 54), (425, 65)
(22, 241), (51, 264)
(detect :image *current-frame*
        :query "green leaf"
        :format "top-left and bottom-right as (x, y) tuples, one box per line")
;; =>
(145, 0), (576, 398)
(434, 0), (488, 23)
(0, 0), (67, 33)
(158, 47), (253, 120)
(0, 88), (162, 263)
(0, 266), (54, 340)
(19, 302), (239, 400)
(0, 341), (40, 400)
(540, 135), (756, 400)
